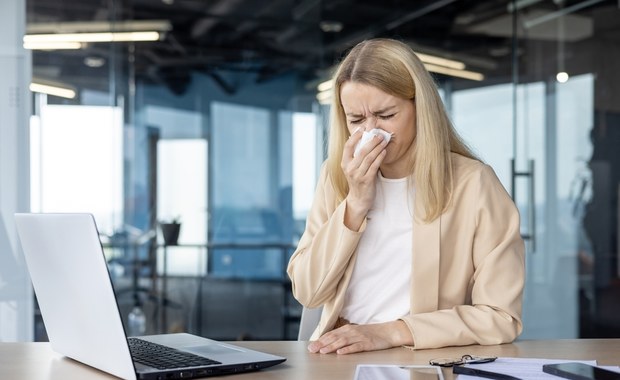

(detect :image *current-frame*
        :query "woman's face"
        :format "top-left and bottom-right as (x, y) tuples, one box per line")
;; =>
(340, 81), (416, 177)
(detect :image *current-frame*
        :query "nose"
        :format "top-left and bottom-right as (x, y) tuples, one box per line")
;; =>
(364, 116), (378, 131)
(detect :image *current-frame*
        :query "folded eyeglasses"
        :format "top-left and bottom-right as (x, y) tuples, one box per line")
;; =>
(429, 355), (497, 367)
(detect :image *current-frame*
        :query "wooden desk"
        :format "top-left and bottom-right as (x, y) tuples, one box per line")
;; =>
(1, 339), (618, 379)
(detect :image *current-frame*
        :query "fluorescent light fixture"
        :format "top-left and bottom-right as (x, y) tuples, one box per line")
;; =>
(24, 20), (170, 47)
(27, 20), (172, 34)
(416, 52), (466, 70)
(84, 57), (106, 68)
(424, 63), (485, 81)
(317, 79), (333, 92)
(320, 20), (344, 33)
(316, 90), (332, 104)
(24, 31), (161, 44)
(30, 82), (76, 99)
(23, 41), (83, 50)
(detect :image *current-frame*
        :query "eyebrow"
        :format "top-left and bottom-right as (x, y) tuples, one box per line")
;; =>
(345, 105), (397, 117)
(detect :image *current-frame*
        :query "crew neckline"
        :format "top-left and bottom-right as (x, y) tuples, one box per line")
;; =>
(378, 171), (409, 182)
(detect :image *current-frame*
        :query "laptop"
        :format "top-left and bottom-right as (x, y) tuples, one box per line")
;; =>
(15, 213), (286, 379)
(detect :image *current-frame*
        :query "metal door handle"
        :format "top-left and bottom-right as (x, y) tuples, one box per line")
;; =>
(511, 159), (536, 253)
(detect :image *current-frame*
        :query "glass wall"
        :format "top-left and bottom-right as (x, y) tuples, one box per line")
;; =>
(450, 1), (620, 339)
(23, 0), (620, 341)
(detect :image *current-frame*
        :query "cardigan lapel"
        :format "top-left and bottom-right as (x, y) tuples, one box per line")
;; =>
(411, 199), (441, 313)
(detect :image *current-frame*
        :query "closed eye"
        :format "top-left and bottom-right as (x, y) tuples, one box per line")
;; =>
(378, 113), (396, 120)
(348, 118), (364, 124)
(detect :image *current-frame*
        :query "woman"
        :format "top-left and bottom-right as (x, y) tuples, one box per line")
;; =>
(287, 38), (524, 353)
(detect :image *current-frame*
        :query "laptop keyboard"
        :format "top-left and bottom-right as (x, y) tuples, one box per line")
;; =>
(128, 337), (221, 370)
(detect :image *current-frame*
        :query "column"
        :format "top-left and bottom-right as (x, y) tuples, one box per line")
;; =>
(0, 0), (32, 341)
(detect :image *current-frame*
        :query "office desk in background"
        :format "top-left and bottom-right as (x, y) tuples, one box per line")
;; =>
(0, 339), (618, 379)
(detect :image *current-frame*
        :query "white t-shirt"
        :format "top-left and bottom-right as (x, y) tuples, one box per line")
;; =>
(341, 173), (413, 325)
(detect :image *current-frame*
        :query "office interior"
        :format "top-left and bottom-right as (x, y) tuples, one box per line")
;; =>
(0, 0), (619, 343)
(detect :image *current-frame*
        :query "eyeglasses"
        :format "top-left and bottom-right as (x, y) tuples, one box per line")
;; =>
(429, 354), (497, 367)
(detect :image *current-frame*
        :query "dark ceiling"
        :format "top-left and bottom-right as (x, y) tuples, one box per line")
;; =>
(26, 0), (618, 97)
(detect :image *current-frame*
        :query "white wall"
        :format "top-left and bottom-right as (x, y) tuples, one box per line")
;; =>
(0, 0), (32, 341)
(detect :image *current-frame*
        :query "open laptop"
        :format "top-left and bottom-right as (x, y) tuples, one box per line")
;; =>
(15, 213), (286, 379)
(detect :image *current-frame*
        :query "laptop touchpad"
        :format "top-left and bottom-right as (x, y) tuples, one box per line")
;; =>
(185, 344), (244, 356)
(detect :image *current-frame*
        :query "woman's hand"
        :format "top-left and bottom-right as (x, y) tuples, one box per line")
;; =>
(307, 320), (412, 355)
(341, 129), (388, 231)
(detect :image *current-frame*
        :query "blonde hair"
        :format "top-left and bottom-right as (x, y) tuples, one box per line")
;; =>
(326, 38), (477, 222)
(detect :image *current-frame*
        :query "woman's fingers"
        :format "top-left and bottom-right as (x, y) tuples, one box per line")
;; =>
(342, 127), (363, 159)
(343, 135), (386, 178)
(308, 326), (355, 354)
(307, 323), (392, 355)
(340, 132), (389, 224)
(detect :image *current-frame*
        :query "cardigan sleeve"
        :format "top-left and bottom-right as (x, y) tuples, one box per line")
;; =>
(287, 165), (366, 308)
(401, 164), (525, 349)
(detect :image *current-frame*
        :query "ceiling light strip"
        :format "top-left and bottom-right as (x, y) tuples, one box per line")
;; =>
(424, 63), (485, 81)
(29, 83), (76, 99)
(317, 80), (333, 92)
(27, 20), (172, 34)
(416, 53), (466, 70)
(24, 31), (161, 44)
(23, 41), (83, 50)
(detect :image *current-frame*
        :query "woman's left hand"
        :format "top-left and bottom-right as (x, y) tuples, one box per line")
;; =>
(307, 320), (412, 354)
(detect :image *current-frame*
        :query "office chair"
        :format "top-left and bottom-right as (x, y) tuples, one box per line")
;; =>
(107, 227), (181, 333)
(297, 306), (322, 341)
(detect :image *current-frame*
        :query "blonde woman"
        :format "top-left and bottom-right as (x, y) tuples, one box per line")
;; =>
(287, 38), (525, 353)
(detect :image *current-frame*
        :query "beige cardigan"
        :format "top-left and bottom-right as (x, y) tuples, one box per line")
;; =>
(287, 153), (525, 349)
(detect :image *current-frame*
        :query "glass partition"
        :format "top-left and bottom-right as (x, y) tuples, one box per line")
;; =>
(25, 0), (620, 341)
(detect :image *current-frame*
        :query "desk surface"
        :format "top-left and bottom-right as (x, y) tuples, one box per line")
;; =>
(1, 339), (619, 379)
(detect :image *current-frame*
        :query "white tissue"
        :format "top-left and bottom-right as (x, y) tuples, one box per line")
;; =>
(353, 128), (392, 157)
